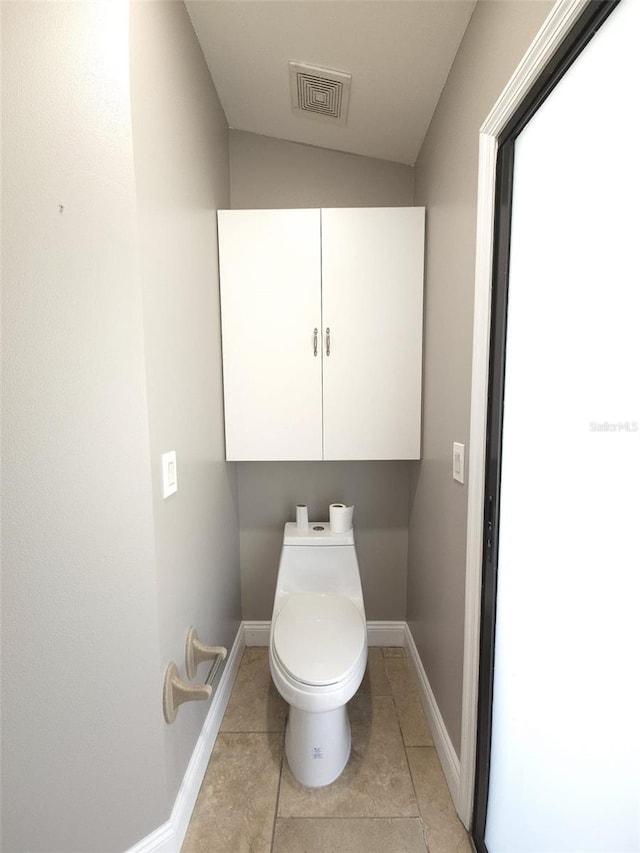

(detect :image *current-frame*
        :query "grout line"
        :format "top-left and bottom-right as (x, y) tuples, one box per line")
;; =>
(381, 653), (402, 731)
(270, 732), (286, 853)
(216, 728), (286, 734)
(272, 816), (433, 822)
(392, 649), (436, 851)
(405, 742), (436, 850)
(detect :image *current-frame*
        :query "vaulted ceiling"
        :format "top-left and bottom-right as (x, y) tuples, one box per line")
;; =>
(186, 1), (476, 166)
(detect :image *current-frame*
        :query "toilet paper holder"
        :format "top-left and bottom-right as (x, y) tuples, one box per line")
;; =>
(162, 662), (211, 724)
(185, 626), (227, 681)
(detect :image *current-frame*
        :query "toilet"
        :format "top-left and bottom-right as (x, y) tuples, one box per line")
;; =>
(269, 521), (367, 788)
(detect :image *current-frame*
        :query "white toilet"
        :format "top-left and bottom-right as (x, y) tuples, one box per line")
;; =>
(269, 521), (367, 788)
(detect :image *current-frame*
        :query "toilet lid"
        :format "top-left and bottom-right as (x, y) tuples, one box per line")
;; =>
(273, 593), (366, 687)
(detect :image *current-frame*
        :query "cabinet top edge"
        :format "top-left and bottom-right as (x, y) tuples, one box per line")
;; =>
(217, 206), (425, 216)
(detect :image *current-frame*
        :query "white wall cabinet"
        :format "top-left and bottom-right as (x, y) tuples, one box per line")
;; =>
(217, 207), (425, 461)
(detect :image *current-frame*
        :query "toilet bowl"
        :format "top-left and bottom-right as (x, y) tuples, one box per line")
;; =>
(269, 521), (367, 788)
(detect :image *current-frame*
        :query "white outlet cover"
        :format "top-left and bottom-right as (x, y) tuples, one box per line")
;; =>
(453, 442), (465, 484)
(162, 451), (178, 498)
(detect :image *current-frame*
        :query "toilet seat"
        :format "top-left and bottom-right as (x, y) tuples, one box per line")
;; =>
(273, 593), (366, 687)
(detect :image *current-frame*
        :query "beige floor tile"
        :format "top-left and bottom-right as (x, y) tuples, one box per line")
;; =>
(361, 647), (393, 696)
(272, 817), (428, 852)
(385, 658), (434, 747)
(181, 732), (282, 853)
(278, 694), (419, 818)
(407, 747), (472, 853)
(382, 646), (407, 658)
(220, 647), (287, 733)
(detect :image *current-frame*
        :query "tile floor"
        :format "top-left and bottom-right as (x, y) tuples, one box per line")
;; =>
(182, 646), (472, 853)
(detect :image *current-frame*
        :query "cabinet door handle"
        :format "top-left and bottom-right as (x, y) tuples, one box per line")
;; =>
(313, 328), (318, 357)
(325, 327), (331, 357)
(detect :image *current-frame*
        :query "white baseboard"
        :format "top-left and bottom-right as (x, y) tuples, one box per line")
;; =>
(404, 625), (461, 806)
(126, 625), (246, 853)
(243, 620), (271, 646)
(129, 619), (461, 851)
(366, 620), (407, 647)
(126, 820), (175, 853)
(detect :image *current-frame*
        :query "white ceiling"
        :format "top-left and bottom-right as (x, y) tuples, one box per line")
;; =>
(186, 1), (476, 166)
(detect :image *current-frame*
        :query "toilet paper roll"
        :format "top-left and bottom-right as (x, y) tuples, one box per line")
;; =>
(329, 503), (354, 534)
(296, 504), (309, 530)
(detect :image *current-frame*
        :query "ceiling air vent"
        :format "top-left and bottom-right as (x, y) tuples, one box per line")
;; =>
(289, 61), (351, 124)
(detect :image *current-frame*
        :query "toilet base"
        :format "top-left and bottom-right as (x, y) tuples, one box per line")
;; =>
(285, 704), (351, 788)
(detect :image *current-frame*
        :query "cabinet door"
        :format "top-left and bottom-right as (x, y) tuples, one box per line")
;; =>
(321, 208), (425, 460)
(218, 209), (322, 460)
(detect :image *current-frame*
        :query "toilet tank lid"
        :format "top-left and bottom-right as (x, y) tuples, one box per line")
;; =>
(283, 521), (354, 546)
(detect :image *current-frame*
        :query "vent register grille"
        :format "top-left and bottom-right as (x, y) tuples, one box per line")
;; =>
(289, 61), (351, 124)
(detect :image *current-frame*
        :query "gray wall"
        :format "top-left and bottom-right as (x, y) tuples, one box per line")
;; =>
(408, 0), (554, 758)
(1, 2), (240, 849)
(129, 1), (241, 803)
(1, 3), (167, 849)
(230, 130), (414, 209)
(229, 132), (415, 621)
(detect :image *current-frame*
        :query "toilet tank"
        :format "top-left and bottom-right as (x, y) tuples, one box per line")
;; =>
(275, 522), (363, 603)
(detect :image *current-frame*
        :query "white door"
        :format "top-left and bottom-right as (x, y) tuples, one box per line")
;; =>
(321, 207), (425, 460)
(217, 209), (322, 460)
(478, 1), (640, 849)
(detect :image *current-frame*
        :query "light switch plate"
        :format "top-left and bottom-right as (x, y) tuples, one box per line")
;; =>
(453, 442), (465, 484)
(162, 451), (178, 498)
